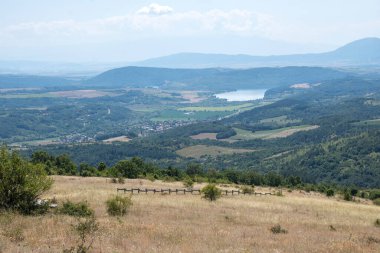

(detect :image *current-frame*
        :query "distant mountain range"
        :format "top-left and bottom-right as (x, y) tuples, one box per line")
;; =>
(133, 38), (380, 68)
(85, 66), (349, 91)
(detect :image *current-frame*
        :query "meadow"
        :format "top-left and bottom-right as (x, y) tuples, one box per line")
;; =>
(176, 144), (255, 158)
(228, 125), (319, 141)
(0, 176), (379, 253)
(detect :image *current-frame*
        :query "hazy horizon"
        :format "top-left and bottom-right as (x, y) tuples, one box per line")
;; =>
(1, 0), (380, 63)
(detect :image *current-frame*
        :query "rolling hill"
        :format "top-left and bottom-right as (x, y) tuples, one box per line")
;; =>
(134, 38), (380, 68)
(84, 66), (349, 91)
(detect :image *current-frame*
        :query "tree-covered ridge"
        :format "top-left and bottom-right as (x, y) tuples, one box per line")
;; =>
(261, 131), (380, 188)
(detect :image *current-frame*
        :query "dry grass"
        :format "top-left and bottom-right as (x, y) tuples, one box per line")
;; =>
(176, 145), (255, 158)
(102, 136), (131, 143)
(0, 176), (379, 253)
(190, 133), (218, 140)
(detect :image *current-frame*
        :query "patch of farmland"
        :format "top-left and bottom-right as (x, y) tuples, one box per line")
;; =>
(190, 133), (218, 140)
(102, 136), (131, 143)
(176, 144), (255, 158)
(227, 125), (319, 141)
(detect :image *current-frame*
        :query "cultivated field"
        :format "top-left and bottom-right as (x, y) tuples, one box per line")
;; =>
(0, 176), (379, 253)
(228, 125), (319, 141)
(176, 144), (255, 158)
(102, 136), (131, 143)
(190, 132), (218, 140)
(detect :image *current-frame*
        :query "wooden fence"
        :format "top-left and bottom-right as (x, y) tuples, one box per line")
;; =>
(117, 188), (275, 196)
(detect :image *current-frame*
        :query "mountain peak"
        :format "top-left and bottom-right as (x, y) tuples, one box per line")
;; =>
(331, 37), (380, 58)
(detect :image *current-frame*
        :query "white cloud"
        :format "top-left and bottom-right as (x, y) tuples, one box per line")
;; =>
(137, 3), (174, 15)
(3, 7), (271, 41)
(4, 3), (378, 47)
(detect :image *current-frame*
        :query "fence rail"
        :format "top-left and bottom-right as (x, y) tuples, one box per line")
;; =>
(117, 188), (275, 196)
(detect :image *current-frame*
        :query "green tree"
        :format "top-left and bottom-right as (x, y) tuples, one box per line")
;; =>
(113, 160), (140, 178)
(97, 162), (107, 171)
(0, 147), (53, 214)
(201, 184), (222, 201)
(55, 154), (77, 175)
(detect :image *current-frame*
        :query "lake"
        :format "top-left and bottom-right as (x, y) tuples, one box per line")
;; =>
(215, 89), (267, 101)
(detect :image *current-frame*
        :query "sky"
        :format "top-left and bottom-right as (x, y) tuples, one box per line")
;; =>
(0, 0), (379, 62)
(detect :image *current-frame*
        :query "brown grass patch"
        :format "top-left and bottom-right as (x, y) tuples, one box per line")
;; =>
(102, 136), (131, 143)
(0, 176), (379, 253)
(49, 90), (114, 98)
(190, 133), (217, 140)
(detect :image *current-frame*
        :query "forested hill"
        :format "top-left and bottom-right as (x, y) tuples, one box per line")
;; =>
(83, 66), (349, 90)
(261, 131), (380, 188)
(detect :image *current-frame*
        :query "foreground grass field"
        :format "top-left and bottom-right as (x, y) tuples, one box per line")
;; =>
(0, 176), (379, 253)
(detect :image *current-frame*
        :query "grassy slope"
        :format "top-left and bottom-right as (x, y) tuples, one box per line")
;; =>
(176, 144), (255, 158)
(229, 125), (319, 141)
(0, 176), (379, 253)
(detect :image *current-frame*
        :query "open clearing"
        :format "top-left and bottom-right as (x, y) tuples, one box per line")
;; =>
(353, 119), (380, 126)
(228, 125), (319, 141)
(102, 135), (131, 143)
(176, 144), (255, 158)
(0, 90), (115, 99)
(190, 132), (218, 140)
(0, 176), (379, 253)
(259, 115), (301, 125)
(49, 90), (115, 98)
(179, 103), (254, 112)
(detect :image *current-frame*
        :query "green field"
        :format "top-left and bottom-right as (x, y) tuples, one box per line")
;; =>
(352, 119), (380, 126)
(151, 109), (231, 121)
(0, 93), (57, 99)
(227, 125), (319, 141)
(176, 144), (255, 158)
(178, 103), (255, 112)
(259, 115), (301, 125)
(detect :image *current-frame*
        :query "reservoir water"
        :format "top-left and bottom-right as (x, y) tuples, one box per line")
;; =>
(215, 89), (267, 101)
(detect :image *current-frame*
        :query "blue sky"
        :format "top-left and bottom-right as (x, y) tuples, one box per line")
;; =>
(1, 0), (379, 62)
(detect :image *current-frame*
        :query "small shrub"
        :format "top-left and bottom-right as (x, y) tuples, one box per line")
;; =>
(276, 190), (284, 197)
(110, 178), (117, 184)
(326, 189), (335, 197)
(369, 190), (380, 200)
(350, 188), (358, 196)
(117, 177), (125, 184)
(270, 224), (288, 234)
(201, 184), (222, 201)
(374, 219), (380, 227)
(367, 236), (380, 245)
(343, 190), (352, 201)
(59, 201), (94, 217)
(183, 178), (194, 189)
(373, 198), (380, 206)
(106, 195), (132, 216)
(63, 216), (99, 253)
(241, 186), (254, 194)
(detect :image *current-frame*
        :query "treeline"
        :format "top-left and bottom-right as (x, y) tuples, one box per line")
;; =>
(29, 150), (380, 202)
(30, 150), (304, 187)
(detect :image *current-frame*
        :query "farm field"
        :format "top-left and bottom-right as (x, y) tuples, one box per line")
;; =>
(228, 125), (319, 141)
(190, 132), (218, 140)
(0, 176), (379, 253)
(176, 144), (255, 158)
(102, 135), (131, 143)
(179, 103), (254, 112)
(353, 119), (380, 126)
(151, 109), (230, 121)
(259, 115), (301, 125)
